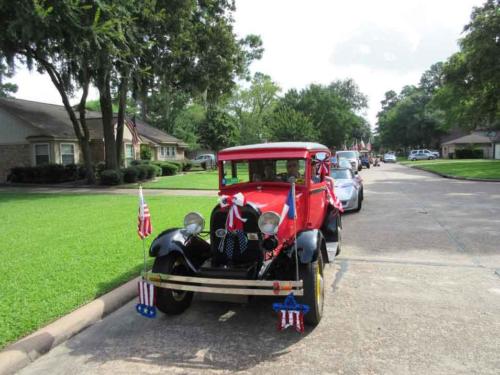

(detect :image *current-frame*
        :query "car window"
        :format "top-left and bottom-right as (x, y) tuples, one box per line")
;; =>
(331, 169), (351, 179)
(337, 151), (356, 159)
(222, 159), (306, 186)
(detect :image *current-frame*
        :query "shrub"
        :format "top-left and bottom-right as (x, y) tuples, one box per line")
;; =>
(122, 167), (139, 183)
(64, 164), (79, 180)
(95, 161), (106, 176)
(140, 146), (152, 161)
(167, 160), (182, 171)
(39, 164), (67, 183)
(144, 165), (156, 179)
(7, 167), (27, 182)
(182, 160), (192, 171)
(152, 164), (162, 177)
(159, 162), (178, 176)
(136, 165), (149, 180)
(455, 149), (484, 159)
(100, 169), (122, 185)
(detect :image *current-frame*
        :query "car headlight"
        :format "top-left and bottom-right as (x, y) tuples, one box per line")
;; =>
(183, 212), (205, 235)
(258, 211), (280, 235)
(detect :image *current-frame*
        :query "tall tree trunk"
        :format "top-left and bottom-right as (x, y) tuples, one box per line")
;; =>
(77, 69), (96, 184)
(116, 73), (128, 166)
(97, 65), (117, 170)
(37, 54), (95, 183)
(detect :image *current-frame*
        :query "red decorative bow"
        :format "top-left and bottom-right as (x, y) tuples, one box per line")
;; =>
(316, 159), (329, 179)
(325, 176), (344, 213)
(219, 192), (247, 231)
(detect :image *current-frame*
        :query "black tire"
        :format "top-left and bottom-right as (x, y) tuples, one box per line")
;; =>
(355, 192), (362, 212)
(152, 254), (193, 315)
(367, 164), (370, 169)
(298, 251), (324, 326)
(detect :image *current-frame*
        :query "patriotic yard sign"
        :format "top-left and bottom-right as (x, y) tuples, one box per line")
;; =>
(273, 293), (310, 333)
(136, 186), (156, 318)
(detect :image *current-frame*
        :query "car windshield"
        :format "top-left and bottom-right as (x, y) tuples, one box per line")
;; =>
(221, 159), (306, 186)
(337, 151), (357, 159)
(331, 169), (352, 179)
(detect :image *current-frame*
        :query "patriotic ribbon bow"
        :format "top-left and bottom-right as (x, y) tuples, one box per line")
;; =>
(316, 159), (329, 178)
(325, 176), (344, 213)
(219, 192), (247, 231)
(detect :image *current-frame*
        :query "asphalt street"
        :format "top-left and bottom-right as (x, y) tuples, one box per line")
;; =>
(18, 163), (500, 375)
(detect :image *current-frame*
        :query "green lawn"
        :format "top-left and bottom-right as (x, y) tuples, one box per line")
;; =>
(398, 159), (500, 179)
(0, 193), (216, 349)
(128, 170), (219, 190)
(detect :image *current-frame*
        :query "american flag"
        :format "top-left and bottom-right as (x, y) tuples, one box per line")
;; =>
(138, 186), (152, 239)
(127, 116), (141, 146)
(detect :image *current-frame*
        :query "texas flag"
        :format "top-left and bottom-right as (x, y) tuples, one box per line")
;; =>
(278, 187), (296, 240)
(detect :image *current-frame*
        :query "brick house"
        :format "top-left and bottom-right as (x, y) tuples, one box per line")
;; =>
(0, 98), (187, 182)
(441, 131), (500, 159)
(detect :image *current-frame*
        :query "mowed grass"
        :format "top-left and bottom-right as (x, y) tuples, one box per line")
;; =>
(0, 193), (216, 349)
(399, 159), (500, 179)
(130, 170), (219, 190)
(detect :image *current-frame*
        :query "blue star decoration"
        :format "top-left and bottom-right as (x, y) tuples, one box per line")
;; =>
(273, 293), (310, 333)
(136, 303), (156, 318)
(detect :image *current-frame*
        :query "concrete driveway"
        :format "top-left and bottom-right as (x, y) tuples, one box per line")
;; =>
(18, 164), (500, 375)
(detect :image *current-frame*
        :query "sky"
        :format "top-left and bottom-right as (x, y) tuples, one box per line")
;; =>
(8, 0), (484, 129)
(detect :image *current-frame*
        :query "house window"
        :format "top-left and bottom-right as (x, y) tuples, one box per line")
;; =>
(125, 144), (134, 166)
(34, 144), (50, 165)
(172, 146), (176, 157)
(60, 143), (75, 165)
(160, 147), (165, 158)
(166, 146), (170, 157)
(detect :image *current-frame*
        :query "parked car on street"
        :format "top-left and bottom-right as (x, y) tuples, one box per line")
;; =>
(383, 152), (397, 163)
(330, 167), (363, 212)
(145, 142), (343, 326)
(191, 154), (216, 169)
(336, 150), (362, 171)
(408, 149), (436, 161)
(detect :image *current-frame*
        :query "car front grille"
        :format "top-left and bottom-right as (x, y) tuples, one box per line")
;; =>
(210, 205), (263, 266)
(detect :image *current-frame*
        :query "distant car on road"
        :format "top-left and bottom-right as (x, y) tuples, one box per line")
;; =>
(336, 151), (362, 172)
(383, 153), (397, 163)
(408, 149), (436, 161)
(338, 157), (355, 172)
(191, 154), (216, 169)
(360, 154), (370, 169)
(331, 167), (363, 212)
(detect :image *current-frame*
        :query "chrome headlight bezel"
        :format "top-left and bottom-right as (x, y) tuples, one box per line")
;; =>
(258, 211), (281, 235)
(183, 212), (205, 235)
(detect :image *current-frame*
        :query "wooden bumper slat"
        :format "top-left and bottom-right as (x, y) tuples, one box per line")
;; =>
(145, 272), (303, 288)
(148, 281), (304, 296)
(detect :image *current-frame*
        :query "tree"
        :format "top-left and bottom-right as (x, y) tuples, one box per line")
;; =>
(0, 0), (99, 183)
(198, 106), (238, 152)
(267, 106), (318, 142)
(0, 56), (17, 97)
(172, 103), (206, 151)
(230, 72), (280, 144)
(433, 0), (500, 129)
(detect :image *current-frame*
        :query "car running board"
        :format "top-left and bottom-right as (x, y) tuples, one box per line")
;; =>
(143, 272), (304, 296)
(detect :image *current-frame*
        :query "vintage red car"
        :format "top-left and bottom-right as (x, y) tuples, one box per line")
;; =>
(144, 142), (342, 326)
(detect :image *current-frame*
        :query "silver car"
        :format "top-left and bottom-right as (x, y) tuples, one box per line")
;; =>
(331, 168), (363, 212)
(408, 149), (436, 161)
(336, 151), (361, 171)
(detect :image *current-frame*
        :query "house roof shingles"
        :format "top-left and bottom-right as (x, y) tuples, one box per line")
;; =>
(442, 133), (493, 145)
(0, 98), (186, 147)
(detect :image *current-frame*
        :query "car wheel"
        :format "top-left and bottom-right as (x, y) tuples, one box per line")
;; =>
(298, 250), (324, 326)
(152, 254), (194, 315)
(428, 157), (433, 160)
(355, 192), (362, 212)
(367, 164), (370, 169)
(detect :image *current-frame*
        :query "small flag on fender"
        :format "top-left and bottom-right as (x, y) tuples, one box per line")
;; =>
(136, 279), (156, 318)
(138, 186), (152, 239)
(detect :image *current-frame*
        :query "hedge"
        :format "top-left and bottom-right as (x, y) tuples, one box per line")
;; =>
(100, 169), (123, 185)
(8, 164), (86, 184)
(455, 149), (484, 159)
(122, 167), (139, 183)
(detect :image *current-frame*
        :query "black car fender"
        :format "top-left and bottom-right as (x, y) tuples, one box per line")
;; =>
(149, 228), (211, 272)
(296, 229), (329, 264)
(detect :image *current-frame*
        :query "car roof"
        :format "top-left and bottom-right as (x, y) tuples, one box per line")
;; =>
(219, 142), (330, 161)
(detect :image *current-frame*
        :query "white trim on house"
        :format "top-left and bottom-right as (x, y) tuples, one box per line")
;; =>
(60, 142), (77, 165)
(33, 143), (50, 166)
(124, 142), (135, 166)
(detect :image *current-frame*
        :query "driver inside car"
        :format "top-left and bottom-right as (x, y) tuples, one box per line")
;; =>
(284, 159), (301, 180)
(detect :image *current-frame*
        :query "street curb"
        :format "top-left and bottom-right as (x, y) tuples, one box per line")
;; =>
(0, 277), (139, 375)
(400, 164), (500, 182)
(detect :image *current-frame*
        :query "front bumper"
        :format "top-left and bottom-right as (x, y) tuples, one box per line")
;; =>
(144, 272), (304, 296)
